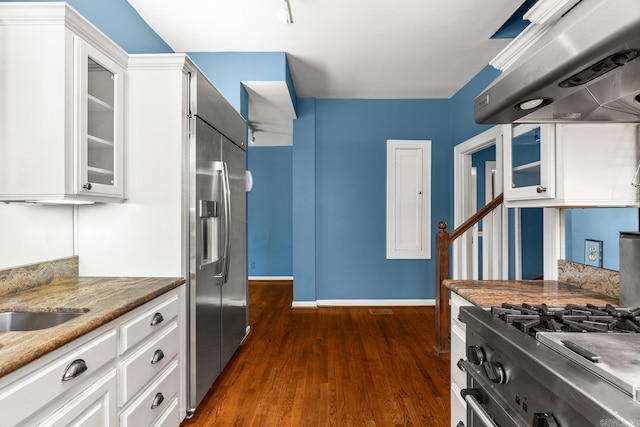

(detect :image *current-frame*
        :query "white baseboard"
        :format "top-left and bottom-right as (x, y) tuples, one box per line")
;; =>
(291, 301), (318, 308)
(248, 276), (293, 281)
(292, 299), (435, 308)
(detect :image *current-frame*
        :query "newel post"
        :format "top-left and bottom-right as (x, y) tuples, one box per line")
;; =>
(434, 221), (451, 355)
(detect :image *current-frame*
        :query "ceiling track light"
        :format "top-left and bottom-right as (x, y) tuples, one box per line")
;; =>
(279, 0), (293, 24)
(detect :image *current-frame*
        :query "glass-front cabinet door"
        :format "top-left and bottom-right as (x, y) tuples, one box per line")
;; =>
(503, 123), (555, 203)
(75, 37), (125, 200)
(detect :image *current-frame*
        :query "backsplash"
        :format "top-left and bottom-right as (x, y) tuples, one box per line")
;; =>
(557, 259), (619, 299)
(0, 256), (78, 297)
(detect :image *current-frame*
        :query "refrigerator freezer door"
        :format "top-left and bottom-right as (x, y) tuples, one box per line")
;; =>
(190, 116), (224, 408)
(221, 136), (248, 369)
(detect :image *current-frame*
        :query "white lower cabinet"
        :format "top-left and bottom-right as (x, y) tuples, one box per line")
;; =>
(0, 330), (117, 426)
(119, 361), (179, 427)
(39, 369), (117, 427)
(0, 286), (185, 427)
(450, 293), (473, 427)
(152, 397), (180, 427)
(451, 383), (467, 427)
(119, 323), (179, 406)
(118, 289), (183, 426)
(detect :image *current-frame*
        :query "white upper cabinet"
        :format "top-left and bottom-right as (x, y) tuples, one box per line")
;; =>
(504, 123), (556, 203)
(504, 123), (640, 207)
(0, 3), (127, 203)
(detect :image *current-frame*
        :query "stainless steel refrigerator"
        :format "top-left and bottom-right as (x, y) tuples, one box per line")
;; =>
(187, 72), (248, 414)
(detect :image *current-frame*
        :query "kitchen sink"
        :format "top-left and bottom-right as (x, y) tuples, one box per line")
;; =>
(0, 310), (87, 332)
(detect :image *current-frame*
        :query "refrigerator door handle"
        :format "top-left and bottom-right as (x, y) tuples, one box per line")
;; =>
(221, 161), (232, 283)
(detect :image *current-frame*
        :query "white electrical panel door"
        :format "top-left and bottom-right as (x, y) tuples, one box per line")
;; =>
(386, 140), (431, 259)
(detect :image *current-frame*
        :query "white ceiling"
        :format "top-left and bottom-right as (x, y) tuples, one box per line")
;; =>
(126, 0), (525, 144)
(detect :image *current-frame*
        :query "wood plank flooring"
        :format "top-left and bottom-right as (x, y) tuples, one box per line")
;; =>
(181, 281), (450, 426)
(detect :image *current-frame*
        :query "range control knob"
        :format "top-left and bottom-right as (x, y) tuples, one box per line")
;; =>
(483, 361), (507, 384)
(467, 346), (485, 365)
(533, 412), (559, 427)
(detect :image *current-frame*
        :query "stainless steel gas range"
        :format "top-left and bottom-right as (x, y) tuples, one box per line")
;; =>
(457, 303), (640, 427)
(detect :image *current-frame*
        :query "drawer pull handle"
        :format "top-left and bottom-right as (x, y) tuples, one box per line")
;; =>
(150, 312), (164, 326)
(151, 349), (165, 364)
(151, 392), (165, 409)
(62, 359), (88, 382)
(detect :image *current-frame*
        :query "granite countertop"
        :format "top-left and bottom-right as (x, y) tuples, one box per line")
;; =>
(444, 279), (619, 307)
(0, 275), (185, 378)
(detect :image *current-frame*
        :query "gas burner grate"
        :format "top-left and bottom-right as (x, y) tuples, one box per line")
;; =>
(490, 302), (640, 337)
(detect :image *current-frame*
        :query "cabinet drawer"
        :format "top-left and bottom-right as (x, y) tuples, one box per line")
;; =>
(450, 323), (467, 389)
(0, 330), (116, 426)
(119, 292), (179, 354)
(451, 383), (467, 427)
(451, 293), (471, 331)
(120, 322), (179, 406)
(120, 361), (179, 427)
(38, 369), (117, 427)
(152, 397), (179, 427)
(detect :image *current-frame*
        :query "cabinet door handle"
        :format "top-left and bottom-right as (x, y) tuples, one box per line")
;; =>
(151, 349), (165, 364)
(62, 359), (88, 382)
(150, 312), (164, 326)
(151, 392), (165, 409)
(83, 183), (92, 190)
(536, 185), (547, 193)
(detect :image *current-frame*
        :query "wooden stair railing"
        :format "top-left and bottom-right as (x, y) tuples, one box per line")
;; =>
(434, 192), (504, 355)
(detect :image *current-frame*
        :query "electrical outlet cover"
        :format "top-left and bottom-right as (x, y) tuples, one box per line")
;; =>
(584, 239), (603, 268)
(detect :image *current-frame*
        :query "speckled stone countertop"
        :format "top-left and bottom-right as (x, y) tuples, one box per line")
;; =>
(443, 279), (618, 307)
(0, 258), (184, 378)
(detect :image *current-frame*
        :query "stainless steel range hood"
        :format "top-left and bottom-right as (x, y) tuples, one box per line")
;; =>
(475, 0), (640, 124)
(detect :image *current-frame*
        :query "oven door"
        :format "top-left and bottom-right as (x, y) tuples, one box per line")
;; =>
(458, 360), (527, 427)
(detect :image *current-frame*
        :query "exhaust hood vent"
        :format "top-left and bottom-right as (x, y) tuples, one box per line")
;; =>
(475, 0), (640, 124)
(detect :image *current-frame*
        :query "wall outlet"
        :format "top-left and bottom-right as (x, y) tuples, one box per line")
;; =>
(584, 239), (603, 268)
(250, 262), (255, 270)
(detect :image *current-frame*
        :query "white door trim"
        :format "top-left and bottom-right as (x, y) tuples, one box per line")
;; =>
(453, 126), (506, 280)
(483, 161), (497, 279)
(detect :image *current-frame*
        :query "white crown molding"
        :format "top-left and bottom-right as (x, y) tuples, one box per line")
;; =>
(490, 0), (582, 72)
(524, 0), (581, 26)
(128, 54), (192, 71)
(490, 24), (551, 71)
(0, 2), (128, 67)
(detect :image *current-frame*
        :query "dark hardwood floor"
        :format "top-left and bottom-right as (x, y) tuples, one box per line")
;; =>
(181, 281), (450, 426)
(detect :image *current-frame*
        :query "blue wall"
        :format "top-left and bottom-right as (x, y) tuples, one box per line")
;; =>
(472, 146), (497, 211)
(188, 52), (292, 112)
(247, 147), (293, 276)
(0, 0), (172, 53)
(309, 99), (450, 300)
(521, 208), (543, 279)
(292, 99), (318, 300)
(565, 208), (639, 271)
(450, 66), (502, 145)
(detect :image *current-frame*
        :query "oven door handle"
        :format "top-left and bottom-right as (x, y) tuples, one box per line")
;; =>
(461, 388), (499, 427)
(459, 359), (522, 427)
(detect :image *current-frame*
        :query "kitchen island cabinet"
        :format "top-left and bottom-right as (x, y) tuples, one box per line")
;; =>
(444, 279), (618, 427)
(0, 266), (185, 426)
